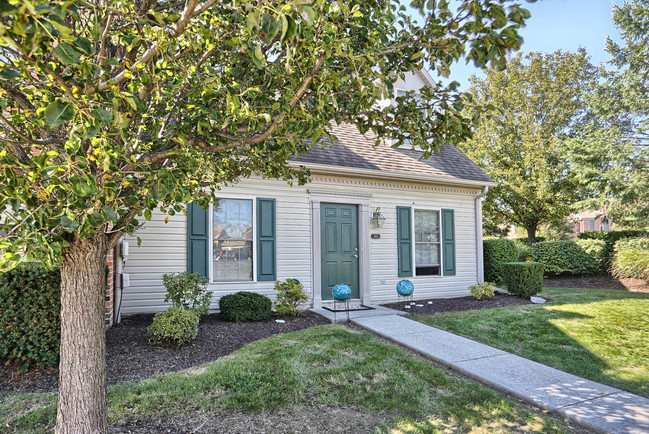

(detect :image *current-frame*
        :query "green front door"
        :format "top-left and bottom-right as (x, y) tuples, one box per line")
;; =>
(321, 203), (359, 300)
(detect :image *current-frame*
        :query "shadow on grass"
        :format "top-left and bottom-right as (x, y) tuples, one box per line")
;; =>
(413, 288), (649, 399)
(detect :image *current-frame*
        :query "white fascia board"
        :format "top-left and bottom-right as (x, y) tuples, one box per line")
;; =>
(289, 161), (498, 188)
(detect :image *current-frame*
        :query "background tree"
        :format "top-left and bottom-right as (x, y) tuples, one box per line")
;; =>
(459, 49), (595, 244)
(0, 0), (531, 432)
(564, 0), (649, 230)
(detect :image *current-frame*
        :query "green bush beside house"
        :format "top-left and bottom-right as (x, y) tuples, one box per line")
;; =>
(502, 262), (544, 298)
(483, 238), (518, 285)
(0, 263), (61, 367)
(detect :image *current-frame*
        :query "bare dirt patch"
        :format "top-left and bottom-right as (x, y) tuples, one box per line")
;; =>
(0, 312), (329, 400)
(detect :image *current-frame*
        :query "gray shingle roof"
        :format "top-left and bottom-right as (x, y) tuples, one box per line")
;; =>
(293, 123), (493, 185)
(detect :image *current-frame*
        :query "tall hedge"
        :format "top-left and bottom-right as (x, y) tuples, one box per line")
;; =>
(531, 240), (598, 276)
(578, 230), (646, 269)
(0, 263), (61, 366)
(483, 238), (518, 285)
(575, 239), (607, 273)
(612, 238), (649, 282)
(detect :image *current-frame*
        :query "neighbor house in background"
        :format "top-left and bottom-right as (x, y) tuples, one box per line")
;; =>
(108, 71), (495, 322)
(570, 209), (612, 238)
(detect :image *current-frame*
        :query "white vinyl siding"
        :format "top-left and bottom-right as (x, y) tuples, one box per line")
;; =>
(120, 176), (481, 314)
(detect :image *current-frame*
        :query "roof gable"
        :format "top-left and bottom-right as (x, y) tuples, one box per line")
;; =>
(293, 123), (494, 186)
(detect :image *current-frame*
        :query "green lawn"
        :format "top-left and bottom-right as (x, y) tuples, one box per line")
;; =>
(0, 325), (569, 433)
(412, 287), (649, 398)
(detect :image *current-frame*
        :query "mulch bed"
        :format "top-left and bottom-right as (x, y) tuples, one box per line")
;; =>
(0, 312), (330, 400)
(544, 275), (649, 293)
(382, 292), (533, 315)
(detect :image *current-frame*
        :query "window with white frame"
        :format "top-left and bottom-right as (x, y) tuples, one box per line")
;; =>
(414, 209), (441, 276)
(213, 199), (253, 282)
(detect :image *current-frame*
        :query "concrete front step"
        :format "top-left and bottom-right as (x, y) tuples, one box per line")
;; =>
(352, 314), (649, 434)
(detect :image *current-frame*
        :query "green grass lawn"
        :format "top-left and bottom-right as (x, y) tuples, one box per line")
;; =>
(412, 287), (649, 398)
(0, 325), (570, 433)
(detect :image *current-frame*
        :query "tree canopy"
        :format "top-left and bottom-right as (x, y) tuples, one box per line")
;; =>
(0, 0), (533, 432)
(459, 49), (595, 243)
(564, 0), (649, 230)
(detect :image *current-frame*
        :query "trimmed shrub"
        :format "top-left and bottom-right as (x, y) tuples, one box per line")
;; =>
(148, 307), (200, 345)
(469, 282), (497, 300)
(274, 279), (308, 317)
(578, 230), (646, 269)
(0, 263), (61, 367)
(219, 291), (272, 322)
(162, 272), (212, 315)
(502, 262), (544, 298)
(483, 238), (518, 285)
(612, 238), (649, 282)
(575, 239), (607, 273)
(531, 240), (598, 276)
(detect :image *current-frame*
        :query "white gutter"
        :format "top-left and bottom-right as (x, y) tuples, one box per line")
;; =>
(475, 186), (489, 284)
(290, 161), (498, 188)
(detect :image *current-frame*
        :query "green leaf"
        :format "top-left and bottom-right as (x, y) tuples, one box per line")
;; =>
(45, 101), (75, 126)
(93, 108), (113, 125)
(74, 37), (93, 54)
(299, 6), (316, 25)
(101, 207), (118, 221)
(52, 42), (82, 65)
(410, 51), (425, 61)
(60, 216), (79, 231)
(0, 69), (21, 80)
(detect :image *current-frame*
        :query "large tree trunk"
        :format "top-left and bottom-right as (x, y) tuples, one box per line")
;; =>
(55, 234), (109, 434)
(526, 224), (538, 246)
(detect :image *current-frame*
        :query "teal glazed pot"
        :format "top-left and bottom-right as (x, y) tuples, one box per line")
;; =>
(332, 284), (352, 301)
(396, 279), (414, 296)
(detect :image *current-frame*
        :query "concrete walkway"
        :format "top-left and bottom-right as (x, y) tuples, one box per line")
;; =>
(352, 314), (649, 434)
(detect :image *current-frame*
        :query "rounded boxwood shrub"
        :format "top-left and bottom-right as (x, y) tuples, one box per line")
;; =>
(483, 238), (518, 285)
(0, 263), (61, 367)
(531, 240), (598, 276)
(148, 307), (200, 345)
(502, 262), (544, 298)
(219, 291), (272, 322)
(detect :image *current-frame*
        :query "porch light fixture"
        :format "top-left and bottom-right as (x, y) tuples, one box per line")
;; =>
(371, 207), (386, 228)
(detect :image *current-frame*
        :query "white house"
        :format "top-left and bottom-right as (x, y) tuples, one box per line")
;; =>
(115, 71), (495, 317)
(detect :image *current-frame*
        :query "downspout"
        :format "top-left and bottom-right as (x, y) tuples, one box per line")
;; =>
(113, 238), (124, 324)
(475, 186), (488, 284)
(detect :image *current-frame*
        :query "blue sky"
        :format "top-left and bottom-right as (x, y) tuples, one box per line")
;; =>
(442, 0), (623, 88)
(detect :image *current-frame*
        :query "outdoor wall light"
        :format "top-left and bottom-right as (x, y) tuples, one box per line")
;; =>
(371, 207), (386, 228)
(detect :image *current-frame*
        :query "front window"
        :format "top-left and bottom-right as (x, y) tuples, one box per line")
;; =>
(213, 199), (253, 281)
(587, 219), (595, 231)
(414, 209), (441, 276)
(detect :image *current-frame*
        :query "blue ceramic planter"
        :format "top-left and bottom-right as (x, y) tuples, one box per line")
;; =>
(396, 279), (414, 296)
(332, 284), (352, 301)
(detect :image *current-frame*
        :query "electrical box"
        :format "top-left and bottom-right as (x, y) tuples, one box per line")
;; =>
(121, 273), (130, 288)
(120, 240), (129, 260)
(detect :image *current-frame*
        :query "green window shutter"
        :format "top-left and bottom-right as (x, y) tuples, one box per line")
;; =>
(442, 209), (456, 276)
(187, 202), (209, 279)
(257, 198), (276, 281)
(397, 206), (413, 277)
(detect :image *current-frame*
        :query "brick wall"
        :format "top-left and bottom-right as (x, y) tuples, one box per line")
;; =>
(105, 248), (115, 328)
